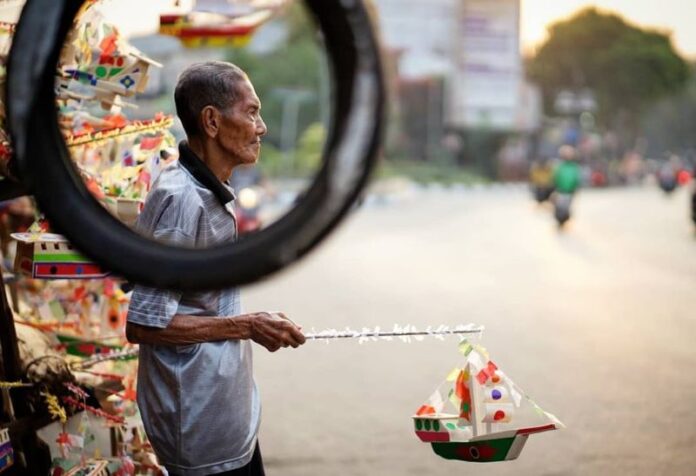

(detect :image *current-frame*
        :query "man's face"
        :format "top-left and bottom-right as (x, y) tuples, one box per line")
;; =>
(218, 79), (267, 167)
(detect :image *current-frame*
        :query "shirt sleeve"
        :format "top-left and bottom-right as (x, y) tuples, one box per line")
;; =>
(126, 188), (202, 329)
(126, 285), (182, 329)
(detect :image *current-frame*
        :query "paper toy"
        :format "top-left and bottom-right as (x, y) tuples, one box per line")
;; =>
(0, 20), (15, 177)
(12, 233), (110, 279)
(103, 197), (142, 226)
(58, 3), (162, 109)
(50, 458), (121, 476)
(194, 0), (288, 16)
(64, 114), (175, 203)
(55, 334), (124, 358)
(159, 9), (274, 48)
(0, 428), (14, 473)
(413, 340), (562, 462)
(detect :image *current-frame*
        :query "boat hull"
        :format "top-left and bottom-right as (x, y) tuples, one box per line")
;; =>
(431, 434), (528, 462)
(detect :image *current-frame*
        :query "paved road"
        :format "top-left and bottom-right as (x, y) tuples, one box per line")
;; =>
(243, 185), (696, 476)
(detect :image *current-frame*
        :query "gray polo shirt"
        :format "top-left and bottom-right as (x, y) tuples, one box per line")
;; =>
(127, 144), (260, 475)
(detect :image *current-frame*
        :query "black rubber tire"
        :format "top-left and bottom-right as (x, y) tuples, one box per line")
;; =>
(7, 0), (385, 290)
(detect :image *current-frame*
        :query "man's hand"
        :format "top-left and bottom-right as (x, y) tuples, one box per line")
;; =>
(248, 312), (305, 352)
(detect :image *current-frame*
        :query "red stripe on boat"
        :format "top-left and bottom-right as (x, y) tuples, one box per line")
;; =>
(178, 25), (255, 38)
(415, 431), (450, 442)
(516, 424), (556, 435)
(160, 14), (183, 24)
(35, 263), (106, 277)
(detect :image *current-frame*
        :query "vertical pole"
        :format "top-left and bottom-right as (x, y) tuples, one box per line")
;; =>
(467, 364), (484, 438)
(0, 272), (22, 388)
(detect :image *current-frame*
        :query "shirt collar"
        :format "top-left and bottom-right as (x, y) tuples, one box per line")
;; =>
(178, 141), (236, 208)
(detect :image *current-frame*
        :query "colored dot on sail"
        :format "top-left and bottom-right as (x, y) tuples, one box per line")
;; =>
(492, 373), (501, 383)
(491, 389), (502, 400)
(494, 410), (506, 421)
(446, 423), (456, 430)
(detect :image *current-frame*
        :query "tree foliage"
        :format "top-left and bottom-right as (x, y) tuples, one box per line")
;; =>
(642, 64), (696, 156)
(528, 8), (689, 126)
(226, 4), (325, 148)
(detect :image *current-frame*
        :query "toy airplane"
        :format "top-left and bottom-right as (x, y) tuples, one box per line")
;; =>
(413, 340), (563, 462)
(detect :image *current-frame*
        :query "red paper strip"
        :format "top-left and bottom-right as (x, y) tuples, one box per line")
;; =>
(62, 396), (124, 424)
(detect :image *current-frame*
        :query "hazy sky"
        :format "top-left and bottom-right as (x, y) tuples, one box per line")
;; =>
(100, 0), (696, 58)
(521, 0), (695, 57)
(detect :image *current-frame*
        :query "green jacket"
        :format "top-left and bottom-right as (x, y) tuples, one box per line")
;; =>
(554, 161), (581, 194)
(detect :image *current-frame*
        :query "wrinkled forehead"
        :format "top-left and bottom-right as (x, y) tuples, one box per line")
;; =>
(232, 79), (261, 109)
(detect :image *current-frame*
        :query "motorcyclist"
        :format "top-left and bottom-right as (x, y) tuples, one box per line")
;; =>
(552, 145), (582, 226)
(554, 145), (582, 195)
(529, 156), (555, 204)
(657, 154), (679, 194)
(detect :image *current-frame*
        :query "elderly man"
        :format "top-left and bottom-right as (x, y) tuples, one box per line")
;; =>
(126, 61), (305, 476)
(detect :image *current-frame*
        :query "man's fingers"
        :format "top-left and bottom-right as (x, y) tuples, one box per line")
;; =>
(253, 312), (305, 350)
(271, 311), (302, 330)
(277, 321), (305, 347)
(287, 326), (306, 346)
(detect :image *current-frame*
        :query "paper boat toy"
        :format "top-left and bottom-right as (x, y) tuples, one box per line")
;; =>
(413, 340), (563, 463)
(159, 5), (278, 48)
(12, 232), (110, 279)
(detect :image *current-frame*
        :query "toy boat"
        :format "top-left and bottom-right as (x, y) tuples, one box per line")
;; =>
(413, 340), (563, 462)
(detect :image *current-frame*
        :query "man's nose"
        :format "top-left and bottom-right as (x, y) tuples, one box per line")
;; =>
(256, 116), (267, 137)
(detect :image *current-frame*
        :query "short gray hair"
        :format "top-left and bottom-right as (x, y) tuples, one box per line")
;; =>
(174, 61), (247, 138)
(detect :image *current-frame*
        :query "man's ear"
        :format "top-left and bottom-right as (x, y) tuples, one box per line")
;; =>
(200, 105), (220, 139)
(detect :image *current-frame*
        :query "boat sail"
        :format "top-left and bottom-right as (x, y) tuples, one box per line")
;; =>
(413, 340), (563, 462)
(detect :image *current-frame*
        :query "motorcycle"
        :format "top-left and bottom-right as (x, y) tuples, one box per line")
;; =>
(657, 166), (678, 194)
(532, 185), (554, 204)
(553, 193), (573, 228)
(658, 174), (678, 194)
(234, 186), (264, 235)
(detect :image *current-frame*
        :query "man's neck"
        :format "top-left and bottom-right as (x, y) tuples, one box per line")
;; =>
(187, 138), (234, 183)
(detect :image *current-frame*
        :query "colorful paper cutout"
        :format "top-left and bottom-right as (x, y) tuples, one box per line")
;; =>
(413, 340), (563, 463)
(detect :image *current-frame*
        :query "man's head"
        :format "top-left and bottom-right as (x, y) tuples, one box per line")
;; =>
(175, 61), (266, 168)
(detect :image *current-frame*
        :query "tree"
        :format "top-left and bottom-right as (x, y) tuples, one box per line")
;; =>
(226, 4), (325, 150)
(528, 8), (689, 130)
(642, 65), (696, 156)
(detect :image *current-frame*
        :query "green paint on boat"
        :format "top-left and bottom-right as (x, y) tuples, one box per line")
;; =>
(431, 436), (517, 462)
(34, 253), (91, 263)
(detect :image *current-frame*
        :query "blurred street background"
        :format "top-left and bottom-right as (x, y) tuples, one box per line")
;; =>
(248, 184), (696, 476)
(20, 0), (695, 473)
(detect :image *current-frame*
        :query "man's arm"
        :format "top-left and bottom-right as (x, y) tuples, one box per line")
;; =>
(126, 312), (305, 352)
